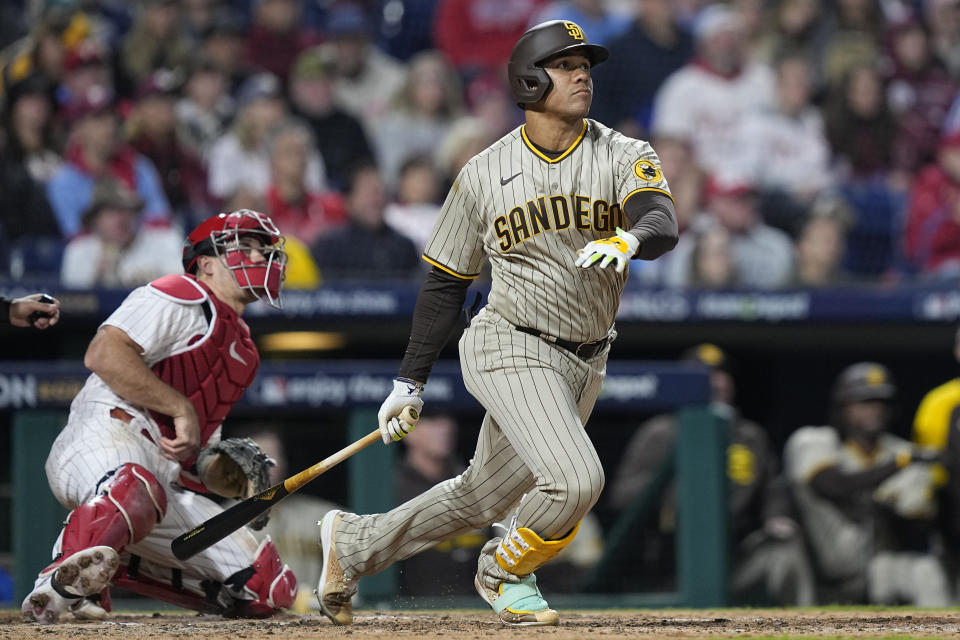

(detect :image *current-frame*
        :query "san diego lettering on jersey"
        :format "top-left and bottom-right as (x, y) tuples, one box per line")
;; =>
(493, 193), (626, 252)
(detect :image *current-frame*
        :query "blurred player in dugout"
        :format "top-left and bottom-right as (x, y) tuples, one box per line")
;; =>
(912, 327), (960, 600)
(785, 363), (951, 606)
(610, 343), (815, 606)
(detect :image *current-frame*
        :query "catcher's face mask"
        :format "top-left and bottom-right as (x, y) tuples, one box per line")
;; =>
(185, 210), (287, 308)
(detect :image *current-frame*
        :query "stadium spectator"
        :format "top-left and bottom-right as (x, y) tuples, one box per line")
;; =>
(884, 18), (958, 175)
(265, 120), (347, 247)
(435, 116), (495, 190)
(591, 0), (693, 136)
(819, 0), (884, 90)
(60, 179), (182, 288)
(903, 131), (960, 277)
(378, 0), (444, 61)
(432, 0), (547, 75)
(208, 72), (326, 203)
(288, 47), (374, 192)
(784, 362), (951, 605)
(651, 135), (702, 232)
(120, 0), (192, 88)
(463, 71), (518, 139)
(742, 53), (833, 233)
(58, 39), (113, 111)
(384, 153), (443, 252)
(394, 414), (485, 597)
(372, 51), (463, 189)
(651, 3), (775, 183)
(197, 12), (249, 93)
(311, 161), (420, 281)
(324, 4), (406, 128)
(686, 226), (738, 289)
(0, 73), (62, 272)
(243, 0), (320, 84)
(923, 0), (960, 80)
(791, 196), (853, 287)
(175, 56), (235, 161)
(528, 0), (632, 46)
(754, 0), (829, 92)
(126, 70), (212, 226)
(610, 344), (815, 605)
(47, 85), (171, 238)
(664, 178), (794, 289)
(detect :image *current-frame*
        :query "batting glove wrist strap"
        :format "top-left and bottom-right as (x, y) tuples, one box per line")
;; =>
(574, 227), (640, 273)
(377, 378), (425, 444)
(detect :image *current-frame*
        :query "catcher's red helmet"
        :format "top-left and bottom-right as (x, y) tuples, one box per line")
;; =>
(183, 210), (287, 308)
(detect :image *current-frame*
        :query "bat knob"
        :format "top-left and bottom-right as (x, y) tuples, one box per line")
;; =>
(403, 407), (420, 423)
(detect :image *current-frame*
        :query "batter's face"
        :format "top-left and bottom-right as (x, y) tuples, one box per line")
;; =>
(540, 53), (593, 119)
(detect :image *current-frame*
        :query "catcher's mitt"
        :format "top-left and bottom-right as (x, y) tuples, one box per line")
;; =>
(196, 437), (275, 529)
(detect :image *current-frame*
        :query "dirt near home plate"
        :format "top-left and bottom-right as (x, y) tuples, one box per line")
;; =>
(2, 609), (959, 639)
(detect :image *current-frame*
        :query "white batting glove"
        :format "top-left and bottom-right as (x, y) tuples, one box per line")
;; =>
(378, 377), (425, 444)
(574, 227), (640, 273)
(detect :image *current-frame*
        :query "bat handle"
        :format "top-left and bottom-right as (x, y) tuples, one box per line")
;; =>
(399, 406), (420, 425)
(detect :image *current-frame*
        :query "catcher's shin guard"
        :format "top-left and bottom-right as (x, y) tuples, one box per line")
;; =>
(224, 537), (297, 617)
(40, 464), (167, 588)
(496, 520), (580, 576)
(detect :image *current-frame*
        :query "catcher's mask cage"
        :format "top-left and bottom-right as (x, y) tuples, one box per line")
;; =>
(508, 20), (609, 108)
(183, 209), (288, 309)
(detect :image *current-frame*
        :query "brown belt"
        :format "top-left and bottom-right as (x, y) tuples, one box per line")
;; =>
(110, 407), (133, 423)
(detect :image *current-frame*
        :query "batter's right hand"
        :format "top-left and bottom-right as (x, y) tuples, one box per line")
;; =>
(160, 403), (201, 461)
(378, 377), (424, 444)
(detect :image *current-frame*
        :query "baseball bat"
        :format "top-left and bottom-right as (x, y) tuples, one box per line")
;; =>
(171, 406), (419, 561)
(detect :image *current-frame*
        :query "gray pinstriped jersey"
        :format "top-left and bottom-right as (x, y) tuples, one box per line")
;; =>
(423, 118), (671, 343)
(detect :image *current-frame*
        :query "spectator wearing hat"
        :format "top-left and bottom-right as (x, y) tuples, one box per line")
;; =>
(591, 0), (693, 137)
(60, 178), (182, 288)
(651, 3), (775, 180)
(47, 84), (171, 238)
(664, 176), (794, 289)
(0, 73), (61, 265)
(288, 46), (373, 192)
(610, 344), (815, 605)
(323, 3), (406, 129)
(120, 0), (192, 88)
(176, 56), (235, 161)
(244, 0), (320, 84)
(904, 131), (960, 277)
(58, 38), (113, 111)
(126, 70), (212, 226)
(207, 72), (327, 202)
(371, 50), (463, 189)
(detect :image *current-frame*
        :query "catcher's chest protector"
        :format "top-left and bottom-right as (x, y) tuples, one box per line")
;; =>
(147, 275), (259, 464)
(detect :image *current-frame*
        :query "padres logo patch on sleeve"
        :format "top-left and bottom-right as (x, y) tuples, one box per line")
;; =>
(633, 159), (662, 182)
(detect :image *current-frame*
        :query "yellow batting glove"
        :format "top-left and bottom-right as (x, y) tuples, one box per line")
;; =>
(574, 228), (640, 273)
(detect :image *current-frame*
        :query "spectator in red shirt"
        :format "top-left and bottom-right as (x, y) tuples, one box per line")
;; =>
(904, 132), (960, 277)
(244, 0), (321, 84)
(265, 120), (346, 246)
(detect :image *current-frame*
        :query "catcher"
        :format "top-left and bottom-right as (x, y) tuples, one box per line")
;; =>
(22, 210), (297, 624)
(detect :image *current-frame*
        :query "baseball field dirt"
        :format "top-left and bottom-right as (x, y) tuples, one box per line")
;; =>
(2, 609), (959, 638)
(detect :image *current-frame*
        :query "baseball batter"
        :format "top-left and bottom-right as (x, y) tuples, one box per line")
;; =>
(22, 210), (297, 624)
(317, 20), (679, 627)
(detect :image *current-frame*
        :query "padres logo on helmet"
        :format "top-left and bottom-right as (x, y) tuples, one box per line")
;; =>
(507, 20), (609, 108)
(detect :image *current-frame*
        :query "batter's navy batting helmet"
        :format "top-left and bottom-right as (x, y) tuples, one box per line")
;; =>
(508, 20), (609, 108)
(831, 362), (896, 406)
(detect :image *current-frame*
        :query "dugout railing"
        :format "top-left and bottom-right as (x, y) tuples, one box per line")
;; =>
(1, 360), (724, 609)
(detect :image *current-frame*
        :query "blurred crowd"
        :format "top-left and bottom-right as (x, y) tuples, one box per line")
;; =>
(2, 0), (960, 289)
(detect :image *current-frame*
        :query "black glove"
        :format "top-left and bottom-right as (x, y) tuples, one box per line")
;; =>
(196, 437), (275, 530)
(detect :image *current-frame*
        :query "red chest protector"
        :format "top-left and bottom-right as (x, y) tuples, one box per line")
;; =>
(146, 275), (259, 465)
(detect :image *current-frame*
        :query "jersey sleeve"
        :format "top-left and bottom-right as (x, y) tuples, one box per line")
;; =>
(101, 286), (207, 366)
(613, 136), (673, 213)
(783, 426), (841, 484)
(422, 165), (486, 279)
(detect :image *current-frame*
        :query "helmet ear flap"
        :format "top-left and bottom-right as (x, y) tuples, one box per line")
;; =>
(511, 66), (552, 108)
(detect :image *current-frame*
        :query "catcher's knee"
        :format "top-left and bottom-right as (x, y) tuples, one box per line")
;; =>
(224, 537), (297, 617)
(61, 463), (167, 556)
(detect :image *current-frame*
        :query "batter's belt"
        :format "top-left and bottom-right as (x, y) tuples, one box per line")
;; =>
(516, 326), (610, 359)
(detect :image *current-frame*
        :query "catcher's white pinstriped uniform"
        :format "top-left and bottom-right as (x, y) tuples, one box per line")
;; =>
(42, 286), (261, 593)
(333, 118), (673, 590)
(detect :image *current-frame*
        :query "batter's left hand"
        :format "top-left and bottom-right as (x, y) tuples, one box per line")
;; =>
(574, 227), (639, 273)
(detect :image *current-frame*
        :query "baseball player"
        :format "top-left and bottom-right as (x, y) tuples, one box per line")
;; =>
(784, 363), (950, 605)
(316, 20), (678, 627)
(0, 293), (60, 329)
(22, 210), (298, 624)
